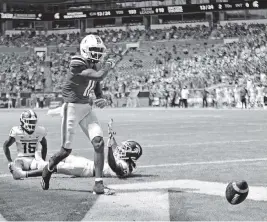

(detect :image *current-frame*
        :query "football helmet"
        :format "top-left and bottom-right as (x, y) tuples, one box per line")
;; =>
(20, 110), (38, 134)
(114, 140), (143, 161)
(80, 34), (106, 62)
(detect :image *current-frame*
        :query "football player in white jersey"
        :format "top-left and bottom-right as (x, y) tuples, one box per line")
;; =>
(55, 119), (142, 178)
(53, 126), (142, 179)
(3, 110), (48, 179)
(5, 114), (142, 180)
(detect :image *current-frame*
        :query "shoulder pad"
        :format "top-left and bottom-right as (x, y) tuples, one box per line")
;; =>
(9, 126), (20, 137)
(70, 55), (88, 68)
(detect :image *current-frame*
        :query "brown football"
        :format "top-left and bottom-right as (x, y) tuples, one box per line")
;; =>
(225, 180), (249, 205)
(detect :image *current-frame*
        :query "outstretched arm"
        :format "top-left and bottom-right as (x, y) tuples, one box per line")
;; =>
(71, 62), (113, 81)
(106, 119), (126, 176)
(107, 137), (125, 176)
(3, 136), (15, 163)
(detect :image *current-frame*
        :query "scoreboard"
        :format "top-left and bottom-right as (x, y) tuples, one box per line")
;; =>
(0, 1), (263, 20)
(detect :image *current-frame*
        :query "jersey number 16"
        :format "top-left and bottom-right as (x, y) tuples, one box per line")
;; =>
(22, 142), (37, 154)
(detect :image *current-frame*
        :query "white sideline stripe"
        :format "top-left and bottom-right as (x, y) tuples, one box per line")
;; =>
(0, 174), (11, 178)
(139, 157), (267, 168)
(142, 129), (264, 137)
(144, 139), (267, 148)
(109, 179), (267, 202)
(0, 158), (267, 178)
(1, 138), (266, 160)
(82, 191), (170, 221)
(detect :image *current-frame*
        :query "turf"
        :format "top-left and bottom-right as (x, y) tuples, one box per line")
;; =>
(0, 108), (266, 221)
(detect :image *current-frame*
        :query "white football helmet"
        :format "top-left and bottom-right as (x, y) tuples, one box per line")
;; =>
(80, 34), (106, 62)
(114, 140), (143, 161)
(20, 110), (38, 134)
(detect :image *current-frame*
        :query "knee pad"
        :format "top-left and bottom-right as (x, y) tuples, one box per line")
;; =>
(92, 136), (104, 153)
(14, 158), (24, 169)
(88, 123), (103, 140)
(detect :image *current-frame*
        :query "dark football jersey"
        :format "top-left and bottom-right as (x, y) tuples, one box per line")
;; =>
(62, 55), (97, 104)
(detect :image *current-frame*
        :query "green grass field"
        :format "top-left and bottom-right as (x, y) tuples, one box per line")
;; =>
(0, 108), (267, 221)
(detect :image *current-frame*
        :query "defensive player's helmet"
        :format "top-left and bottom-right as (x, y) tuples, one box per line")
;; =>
(115, 140), (143, 161)
(20, 110), (37, 134)
(80, 34), (106, 62)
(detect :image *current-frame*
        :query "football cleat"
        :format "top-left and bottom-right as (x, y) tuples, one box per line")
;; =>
(9, 163), (25, 180)
(41, 165), (52, 190)
(93, 181), (115, 195)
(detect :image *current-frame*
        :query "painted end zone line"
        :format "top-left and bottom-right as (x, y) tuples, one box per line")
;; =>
(0, 157), (267, 178)
(82, 191), (170, 221)
(139, 157), (267, 168)
(109, 179), (267, 202)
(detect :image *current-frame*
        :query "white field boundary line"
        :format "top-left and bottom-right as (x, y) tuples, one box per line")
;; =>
(138, 157), (267, 168)
(1, 138), (267, 160)
(68, 139), (267, 150)
(82, 191), (170, 221)
(0, 139), (267, 160)
(0, 107), (266, 111)
(109, 179), (267, 202)
(0, 122), (266, 135)
(0, 128), (264, 138)
(1, 157), (267, 178)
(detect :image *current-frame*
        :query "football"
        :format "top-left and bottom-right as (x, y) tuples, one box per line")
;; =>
(225, 180), (249, 205)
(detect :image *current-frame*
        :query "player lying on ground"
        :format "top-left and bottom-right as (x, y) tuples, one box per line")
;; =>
(3, 110), (142, 179)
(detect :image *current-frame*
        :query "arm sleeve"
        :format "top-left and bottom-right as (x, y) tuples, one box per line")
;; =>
(94, 82), (103, 99)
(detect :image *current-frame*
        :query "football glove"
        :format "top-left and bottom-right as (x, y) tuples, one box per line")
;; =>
(8, 162), (14, 173)
(95, 98), (107, 109)
(106, 58), (116, 69)
(108, 118), (116, 139)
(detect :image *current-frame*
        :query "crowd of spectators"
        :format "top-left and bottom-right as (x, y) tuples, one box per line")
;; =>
(212, 23), (267, 38)
(102, 23), (267, 107)
(0, 32), (81, 47)
(0, 52), (45, 93)
(1, 22), (267, 108)
(0, 24), (211, 47)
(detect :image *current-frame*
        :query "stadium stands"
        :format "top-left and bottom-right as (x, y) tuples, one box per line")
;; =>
(1, 22), (267, 107)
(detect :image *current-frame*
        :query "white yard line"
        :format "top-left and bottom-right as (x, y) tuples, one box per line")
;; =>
(84, 178), (267, 221)
(0, 157), (267, 178)
(139, 157), (267, 168)
(82, 191), (170, 221)
(143, 139), (267, 148)
(1, 138), (266, 161)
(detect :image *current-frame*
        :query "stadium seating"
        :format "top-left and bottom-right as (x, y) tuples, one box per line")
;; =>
(1, 22), (267, 108)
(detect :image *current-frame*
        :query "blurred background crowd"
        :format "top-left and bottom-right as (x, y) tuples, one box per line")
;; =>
(1, 22), (267, 108)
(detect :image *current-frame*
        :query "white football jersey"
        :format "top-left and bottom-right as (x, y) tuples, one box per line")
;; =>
(103, 159), (134, 178)
(9, 126), (47, 157)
